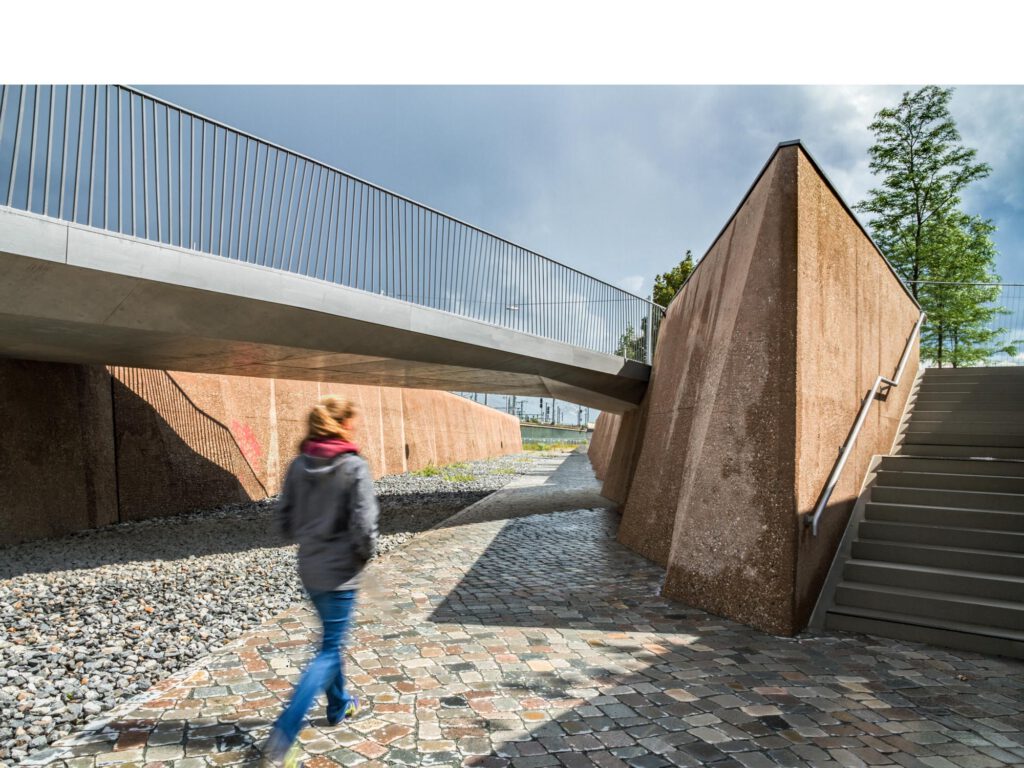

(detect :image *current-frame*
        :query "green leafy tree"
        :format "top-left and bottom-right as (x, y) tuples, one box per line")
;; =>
(856, 85), (1013, 366)
(917, 213), (1016, 365)
(653, 250), (696, 307)
(855, 86), (991, 293)
(614, 322), (644, 359)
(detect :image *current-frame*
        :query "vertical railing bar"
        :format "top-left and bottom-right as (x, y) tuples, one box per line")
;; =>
(24, 86), (40, 211)
(199, 120), (208, 249)
(151, 99), (161, 240)
(88, 86), (99, 225)
(243, 135), (256, 260)
(26, 85), (39, 211)
(275, 153), (293, 269)
(0, 86), (10, 206)
(115, 88), (122, 232)
(240, 139), (253, 261)
(300, 164), (322, 274)
(439, 216), (450, 311)
(314, 170), (333, 279)
(297, 162), (313, 272)
(251, 145), (267, 265)
(351, 182), (361, 288)
(257, 148), (278, 267)
(72, 84), (86, 223)
(7, 86), (30, 209)
(250, 143), (270, 264)
(225, 133), (239, 257)
(129, 91), (137, 235)
(103, 87), (111, 229)
(381, 190), (388, 295)
(43, 85), (55, 215)
(467, 229), (479, 321)
(217, 127), (228, 254)
(372, 186), (380, 294)
(286, 159), (308, 271)
(390, 193), (398, 297)
(234, 136), (250, 260)
(331, 173), (343, 281)
(351, 181), (362, 289)
(336, 175), (348, 284)
(314, 172), (332, 279)
(141, 93), (150, 238)
(189, 115), (196, 247)
(273, 154), (294, 270)
(176, 108), (183, 246)
(364, 182), (372, 290)
(164, 102), (172, 244)
(245, 138), (260, 262)
(57, 86), (69, 218)
(246, 143), (266, 263)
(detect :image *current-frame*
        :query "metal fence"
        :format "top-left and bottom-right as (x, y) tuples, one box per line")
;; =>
(0, 84), (664, 362)
(909, 281), (1024, 366)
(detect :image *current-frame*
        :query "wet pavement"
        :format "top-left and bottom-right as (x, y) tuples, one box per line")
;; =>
(29, 457), (1024, 768)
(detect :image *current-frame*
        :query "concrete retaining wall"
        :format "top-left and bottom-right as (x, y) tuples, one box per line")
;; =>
(1, 362), (521, 545)
(595, 144), (919, 635)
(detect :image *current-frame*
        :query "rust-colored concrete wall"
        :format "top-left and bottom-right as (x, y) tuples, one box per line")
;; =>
(791, 151), (920, 628)
(619, 147), (800, 633)
(0, 360), (118, 544)
(608, 144), (919, 636)
(588, 412), (620, 483)
(2, 363), (522, 544)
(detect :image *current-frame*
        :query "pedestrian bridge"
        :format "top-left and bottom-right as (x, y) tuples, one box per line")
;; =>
(0, 85), (661, 411)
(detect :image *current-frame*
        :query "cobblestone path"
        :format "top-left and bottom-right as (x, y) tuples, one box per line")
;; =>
(35, 509), (1024, 768)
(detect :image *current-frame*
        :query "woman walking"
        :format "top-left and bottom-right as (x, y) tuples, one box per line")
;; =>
(264, 396), (379, 767)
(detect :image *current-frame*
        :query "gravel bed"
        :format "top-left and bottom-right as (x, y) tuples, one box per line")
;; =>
(0, 451), (544, 765)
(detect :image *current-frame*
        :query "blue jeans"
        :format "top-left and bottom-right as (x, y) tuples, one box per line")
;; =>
(271, 589), (357, 747)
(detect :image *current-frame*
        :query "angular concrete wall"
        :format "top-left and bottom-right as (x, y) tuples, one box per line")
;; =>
(601, 143), (920, 635)
(2, 361), (522, 545)
(791, 150), (920, 628)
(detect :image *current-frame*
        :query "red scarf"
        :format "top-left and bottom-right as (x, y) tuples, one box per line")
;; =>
(301, 437), (360, 458)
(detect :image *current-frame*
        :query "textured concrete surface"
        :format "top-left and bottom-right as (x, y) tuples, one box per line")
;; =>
(791, 150), (921, 629)
(33, 508), (1024, 768)
(438, 450), (613, 528)
(1, 360), (522, 545)
(598, 144), (920, 636)
(0, 360), (118, 544)
(0, 206), (649, 412)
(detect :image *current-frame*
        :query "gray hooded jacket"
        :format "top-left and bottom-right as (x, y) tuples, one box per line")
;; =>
(275, 452), (380, 592)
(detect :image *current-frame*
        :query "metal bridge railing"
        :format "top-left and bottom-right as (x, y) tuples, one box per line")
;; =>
(908, 281), (1023, 367)
(0, 84), (664, 363)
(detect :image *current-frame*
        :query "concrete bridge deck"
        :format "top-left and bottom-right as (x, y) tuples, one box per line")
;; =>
(0, 207), (650, 412)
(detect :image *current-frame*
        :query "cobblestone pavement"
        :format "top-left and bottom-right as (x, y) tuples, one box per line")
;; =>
(34, 509), (1024, 768)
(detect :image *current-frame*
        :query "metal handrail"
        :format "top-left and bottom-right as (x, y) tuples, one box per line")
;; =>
(0, 84), (665, 362)
(805, 312), (925, 536)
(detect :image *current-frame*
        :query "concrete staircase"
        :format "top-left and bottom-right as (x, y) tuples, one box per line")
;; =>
(820, 367), (1024, 658)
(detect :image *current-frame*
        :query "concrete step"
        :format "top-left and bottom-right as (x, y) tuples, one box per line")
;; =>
(851, 539), (1024, 576)
(900, 443), (1024, 460)
(908, 410), (1024, 424)
(843, 559), (1024, 602)
(923, 366), (1024, 377)
(902, 429), (1024, 448)
(917, 380), (1024, 392)
(824, 606), (1024, 659)
(833, 582), (1024, 630)
(857, 520), (1024, 552)
(909, 396), (1024, 411)
(871, 486), (1024, 513)
(874, 469), (1024, 495)
(865, 501), (1024, 531)
(878, 456), (1024, 477)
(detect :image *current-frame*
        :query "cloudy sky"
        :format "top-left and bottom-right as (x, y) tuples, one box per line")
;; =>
(142, 85), (1024, 294)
